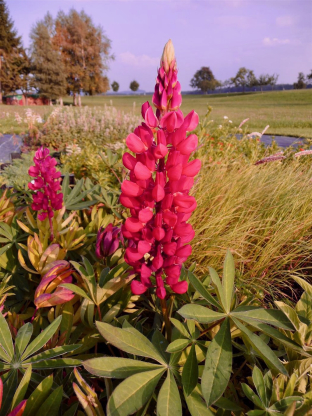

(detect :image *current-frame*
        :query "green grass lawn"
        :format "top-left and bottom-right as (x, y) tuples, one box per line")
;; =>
(1, 89), (311, 137)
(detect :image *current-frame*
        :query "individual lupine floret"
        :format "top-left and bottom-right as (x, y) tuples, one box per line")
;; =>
(28, 147), (63, 239)
(120, 40), (201, 299)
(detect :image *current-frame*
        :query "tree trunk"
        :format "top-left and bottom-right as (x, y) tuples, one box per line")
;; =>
(73, 93), (77, 106)
(78, 95), (81, 107)
(59, 97), (63, 106)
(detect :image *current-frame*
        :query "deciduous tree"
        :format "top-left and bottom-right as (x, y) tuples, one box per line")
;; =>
(190, 67), (221, 94)
(111, 81), (119, 92)
(293, 72), (307, 89)
(30, 22), (67, 102)
(130, 80), (139, 92)
(52, 9), (112, 105)
(230, 67), (257, 93)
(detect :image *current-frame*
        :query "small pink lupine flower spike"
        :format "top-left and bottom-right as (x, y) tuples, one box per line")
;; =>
(28, 147), (63, 240)
(120, 40), (200, 299)
(96, 223), (123, 259)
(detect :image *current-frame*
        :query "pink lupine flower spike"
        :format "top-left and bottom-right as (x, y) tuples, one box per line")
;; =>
(120, 40), (201, 299)
(28, 147), (63, 240)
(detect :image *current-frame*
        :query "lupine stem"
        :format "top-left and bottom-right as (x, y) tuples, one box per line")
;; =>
(160, 297), (171, 342)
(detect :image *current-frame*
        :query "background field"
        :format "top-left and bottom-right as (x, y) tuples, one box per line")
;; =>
(0, 89), (311, 137)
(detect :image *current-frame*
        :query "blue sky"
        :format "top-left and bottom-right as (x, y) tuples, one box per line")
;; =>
(7, 0), (312, 92)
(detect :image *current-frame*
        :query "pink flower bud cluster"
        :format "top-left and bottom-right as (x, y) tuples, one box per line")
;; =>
(120, 41), (201, 299)
(28, 147), (63, 222)
(96, 223), (123, 259)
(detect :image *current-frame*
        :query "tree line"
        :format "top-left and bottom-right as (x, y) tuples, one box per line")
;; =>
(0, 0), (113, 105)
(190, 66), (312, 94)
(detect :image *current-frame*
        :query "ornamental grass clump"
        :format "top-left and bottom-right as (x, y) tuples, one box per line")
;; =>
(120, 40), (201, 299)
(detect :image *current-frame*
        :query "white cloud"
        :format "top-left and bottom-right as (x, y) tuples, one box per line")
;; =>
(118, 52), (159, 67)
(276, 15), (295, 27)
(263, 37), (292, 46)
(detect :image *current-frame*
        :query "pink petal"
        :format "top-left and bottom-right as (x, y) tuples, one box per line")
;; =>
(182, 159), (201, 177)
(176, 134), (198, 155)
(134, 162), (151, 180)
(163, 210), (177, 227)
(167, 164), (182, 181)
(138, 240), (151, 254)
(120, 194), (141, 209)
(121, 181), (143, 197)
(153, 227), (165, 241)
(125, 218), (144, 233)
(170, 281), (188, 294)
(183, 110), (199, 131)
(123, 153), (137, 170)
(131, 280), (148, 295)
(163, 242), (177, 256)
(126, 133), (147, 154)
(138, 208), (153, 223)
(125, 247), (144, 264)
(152, 184), (165, 202)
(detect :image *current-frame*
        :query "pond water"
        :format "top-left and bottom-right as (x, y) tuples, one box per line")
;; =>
(0, 134), (308, 164)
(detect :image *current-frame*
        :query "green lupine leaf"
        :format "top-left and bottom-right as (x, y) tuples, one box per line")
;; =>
(292, 276), (312, 297)
(59, 283), (93, 303)
(274, 301), (301, 330)
(157, 371), (182, 416)
(60, 303), (74, 344)
(170, 318), (191, 339)
(246, 411), (267, 416)
(107, 368), (165, 416)
(252, 367), (267, 407)
(11, 365), (32, 410)
(214, 397), (243, 411)
(209, 267), (226, 309)
(202, 318), (232, 406)
(270, 396), (303, 411)
(166, 339), (190, 353)
(231, 308), (294, 330)
(185, 389), (214, 416)
(35, 385), (63, 416)
(24, 345), (81, 363)
(29, 358), (81, 369)
(238, 318), (307, 356)
(182, 344), (198, 397)
(15, 323), (33, 359)
(23, 375), (53, 416)
(222, 250), (235, 313)
(233, 318), (288, 376)
(241, 383), (264, 408)
(0, 370), (17, 416)
(22, 316), (62, 360)
(84, 357), (162, 379)
(178, 304), (226, 324)
(152, 330), (170, 363)
(284, 373), (297, 398)
(188, 271), (222, 310)
(96, 321), (166, 364)
(263, 371), (273, 407)
(63, 403), (79, 416)
(0, 312), (14, 360)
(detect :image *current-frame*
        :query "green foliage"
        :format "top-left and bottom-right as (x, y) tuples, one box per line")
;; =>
(111, 81), (119, 92)
(129, 80), (139, 92)
(190, 66), (221, 93)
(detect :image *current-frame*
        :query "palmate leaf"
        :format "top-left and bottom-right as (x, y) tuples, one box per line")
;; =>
(11, 365), (32, 411)
(233, 318), (288, 376)
(170, 318), (192, 339)
(23, 375), (53, 416)
(84, 357), (162, 379)
(185, 388), (214, 416)
(21, 316), (62, 360)
(35, 385), (63, 416)
(24, 345), (81, 363)
(242, 383), (264, 409)
(182, 344), (198, 397)
(96, 321), (167, 365)
(157, 370), (182, 416)
(178, 304), (226, 324)
(15, 323), (33, 359)
(28, 358), (81, 369)
(252, 366), (268, 407)
(231, 308), (294, 331)
(107, 368), (165, 416)
(188, 271), (221, 310)
(0, 370), (17, 416)
(0, 312), (14, 360)
(166, 338), (190, 353)
(222, 250), (235, 313)
(201, 318), (232, 406)
(60, 283), (93, 303)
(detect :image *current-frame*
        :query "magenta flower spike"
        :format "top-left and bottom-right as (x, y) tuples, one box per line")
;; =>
(96, 223), (123, 259)
(28, 147), (63, 239)
(120, 40), (200, 299)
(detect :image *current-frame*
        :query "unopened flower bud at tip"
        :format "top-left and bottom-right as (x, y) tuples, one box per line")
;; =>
(161, 39), (176, 72)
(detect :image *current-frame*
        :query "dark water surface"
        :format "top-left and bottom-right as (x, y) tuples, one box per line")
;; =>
(0, 134), (308, 164)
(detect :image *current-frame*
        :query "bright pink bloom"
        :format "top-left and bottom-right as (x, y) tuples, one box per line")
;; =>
(120, 40), (200, 298)
(28, 147), (63, 238)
